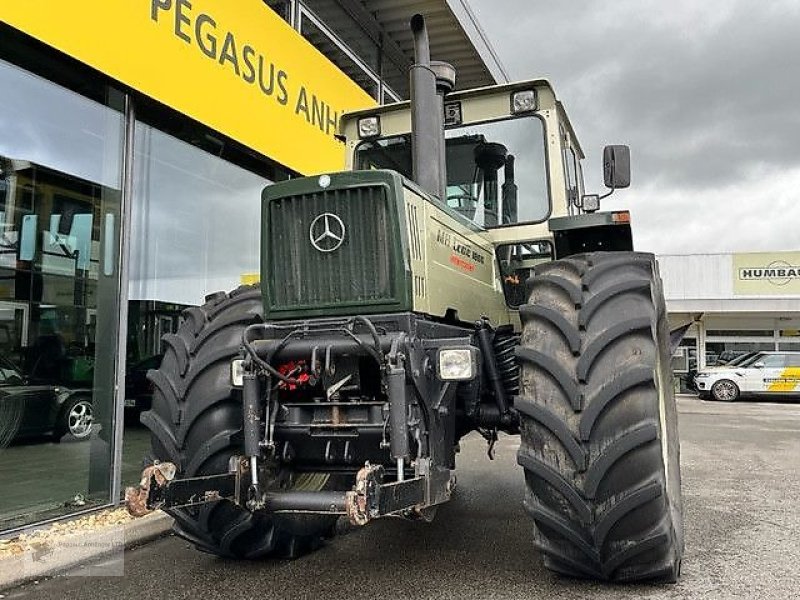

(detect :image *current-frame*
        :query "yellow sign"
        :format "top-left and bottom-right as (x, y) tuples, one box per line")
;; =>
(1, 0), (375, 174)
(733, 251), (800, 296)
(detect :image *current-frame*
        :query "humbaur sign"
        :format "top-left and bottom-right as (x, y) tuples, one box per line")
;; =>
(739, 262), (800, 284)
(733, 252), (800, 295)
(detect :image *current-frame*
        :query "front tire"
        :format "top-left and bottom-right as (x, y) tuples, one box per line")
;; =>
(141, 285), (338, 559)
(711, 379), (739, 402)
(516, 252), (684, 582)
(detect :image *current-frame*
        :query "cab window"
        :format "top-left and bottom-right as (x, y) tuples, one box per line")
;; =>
(356, 116), (549, 228)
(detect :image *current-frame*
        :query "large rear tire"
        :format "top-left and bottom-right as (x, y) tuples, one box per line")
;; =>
(516, 252), (684, 582)
(141, 285), (338, 559)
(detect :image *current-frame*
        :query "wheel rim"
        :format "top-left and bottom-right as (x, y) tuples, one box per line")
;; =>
(714, 381), (736, 401)
(68, 400), (94, 438)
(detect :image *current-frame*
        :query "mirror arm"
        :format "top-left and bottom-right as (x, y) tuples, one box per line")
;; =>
(597, 150), (618, 200)
(598, 186), (615, 201)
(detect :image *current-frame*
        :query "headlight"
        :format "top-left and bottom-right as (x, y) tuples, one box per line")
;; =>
(231, 359), (245, 387)
(511, 90), (537, 113)
(437, 347), (478, 381)
(357, 116), (380, 138)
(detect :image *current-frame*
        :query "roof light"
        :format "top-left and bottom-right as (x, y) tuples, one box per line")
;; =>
(511, 90), (537, 114)
(357, 116), (381, 139)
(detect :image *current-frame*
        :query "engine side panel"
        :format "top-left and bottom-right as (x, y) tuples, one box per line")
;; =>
(403, 184), (510, 325)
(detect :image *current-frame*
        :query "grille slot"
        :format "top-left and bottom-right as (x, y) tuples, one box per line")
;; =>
(407, 201), (422, 261)
(268, 186), (395, 308)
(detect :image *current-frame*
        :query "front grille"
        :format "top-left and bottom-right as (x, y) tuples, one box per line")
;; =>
(267, 185), (396, 309)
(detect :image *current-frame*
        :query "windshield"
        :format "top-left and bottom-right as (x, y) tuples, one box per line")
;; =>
(725, 352), (756, 367)
(737, 353), (766, 368)
(356, 116), (548, 228)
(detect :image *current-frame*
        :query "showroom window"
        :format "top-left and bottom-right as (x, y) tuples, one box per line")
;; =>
(129, 123), (271, 306)
(0, 57), (125, 529)
(121, 105), (285, 486)
(778, 329), (800, 352)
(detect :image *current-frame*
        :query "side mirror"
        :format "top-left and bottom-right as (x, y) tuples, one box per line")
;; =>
(603, 145), (631, 189)
(753, 361), (765, 369)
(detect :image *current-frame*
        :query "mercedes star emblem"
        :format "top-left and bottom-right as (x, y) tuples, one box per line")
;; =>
(309, 212), (346, 252)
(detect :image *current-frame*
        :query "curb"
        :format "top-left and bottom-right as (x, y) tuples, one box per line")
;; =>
(0, 511), (172, 591)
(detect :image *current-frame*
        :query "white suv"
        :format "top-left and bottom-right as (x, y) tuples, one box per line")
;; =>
(694, 351), (800, 402)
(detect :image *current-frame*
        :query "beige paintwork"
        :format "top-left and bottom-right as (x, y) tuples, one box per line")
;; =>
(403, 185), (511, 325)
(341, 80), (586, 328)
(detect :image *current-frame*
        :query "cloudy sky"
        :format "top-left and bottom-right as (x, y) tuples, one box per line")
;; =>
(471, 0), (800, 255)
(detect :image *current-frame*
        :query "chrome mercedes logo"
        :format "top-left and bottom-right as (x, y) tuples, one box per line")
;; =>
(309, 212), (346, 252)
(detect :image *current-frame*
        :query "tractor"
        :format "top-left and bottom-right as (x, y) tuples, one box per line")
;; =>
(127, 14), (683, 583)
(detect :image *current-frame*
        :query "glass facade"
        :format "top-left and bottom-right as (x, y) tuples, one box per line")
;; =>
(0, 0), (418, 532)
(0, 28), (290, 530)
(129, 123), (270, 306)
(0, 57), (124, 529)
(120, 118), (277, 485)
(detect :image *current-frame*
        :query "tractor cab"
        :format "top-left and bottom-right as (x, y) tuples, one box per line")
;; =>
(342, 79), (633, 258)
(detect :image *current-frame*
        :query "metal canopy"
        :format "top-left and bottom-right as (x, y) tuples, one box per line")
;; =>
(361, 0), (509, 91)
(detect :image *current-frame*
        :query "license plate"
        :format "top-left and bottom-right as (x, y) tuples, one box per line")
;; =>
(124, 398), (137, 407)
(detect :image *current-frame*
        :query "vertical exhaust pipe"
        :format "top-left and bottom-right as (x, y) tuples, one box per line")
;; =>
(410, 14), (455, 200)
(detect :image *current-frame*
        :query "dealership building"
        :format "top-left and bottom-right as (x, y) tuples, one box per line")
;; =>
(0, 0), (506, 533)
(662, 251), (800, 377)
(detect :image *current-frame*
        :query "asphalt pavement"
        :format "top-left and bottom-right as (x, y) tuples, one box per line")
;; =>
(5, 396), (800, 600)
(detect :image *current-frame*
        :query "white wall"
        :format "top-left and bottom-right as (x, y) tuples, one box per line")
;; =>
(657, 253), (800, 314)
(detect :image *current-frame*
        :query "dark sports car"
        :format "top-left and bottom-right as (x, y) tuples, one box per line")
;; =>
(0, 356), (93, 446)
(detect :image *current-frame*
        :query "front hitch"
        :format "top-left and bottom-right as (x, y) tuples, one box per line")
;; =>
(124, 461), (177, 517)
(124, 458), (245, 516)
(124, 459), (430, 526)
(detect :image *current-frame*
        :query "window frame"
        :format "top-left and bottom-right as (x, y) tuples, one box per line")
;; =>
(298, 5), (381, 101)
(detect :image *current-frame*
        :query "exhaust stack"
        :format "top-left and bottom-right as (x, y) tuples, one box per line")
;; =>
(410, 14), (455, 200)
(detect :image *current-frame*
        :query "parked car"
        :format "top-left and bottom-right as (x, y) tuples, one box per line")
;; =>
(124, 354), (162, 422)
(684, 349), (722, 391)
(687, 352), (758, 394)
(694, 351), (800, 401)
(0, 355), (93, 444)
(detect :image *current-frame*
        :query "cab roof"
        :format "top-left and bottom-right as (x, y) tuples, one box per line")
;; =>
(340, 78), (584, 158)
